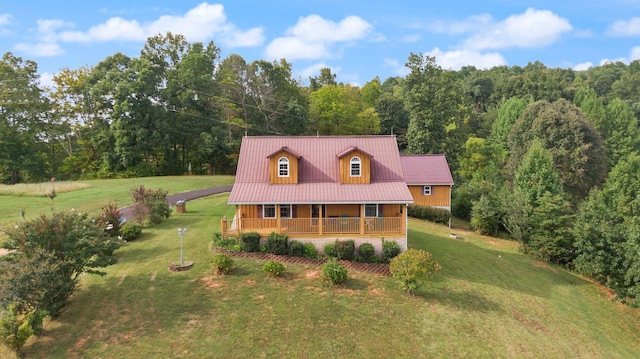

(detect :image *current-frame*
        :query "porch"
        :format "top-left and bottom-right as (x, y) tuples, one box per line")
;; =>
(221, 216), (405, 237)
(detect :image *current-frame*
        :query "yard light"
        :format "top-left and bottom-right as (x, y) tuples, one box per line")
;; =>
(178, 227), (188, 265)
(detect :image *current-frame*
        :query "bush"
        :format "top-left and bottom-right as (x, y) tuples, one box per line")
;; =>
(120, 221), (142, 241)
(212, 232), (241, 250)
(211, 254), (234, 275)
(321, 259), (348, 286)
(389, 249), (441, 294)
(288, 240), (304, 257)
(263, 260), (286, 278)
(382, 240), (401, 263)
(99, 203), (122, 237)
(323, 242), (336, 257)
(241, 232), (261, 252)
(334, 240), (355, 261)
(407, 205), (451, 225)
(302, 243), (318, 259)
(357, 243), (377, 263)
(130, 185), (171, 225)
(266, 232), (288, 255)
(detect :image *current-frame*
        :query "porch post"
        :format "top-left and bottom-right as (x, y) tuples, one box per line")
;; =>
(236, 205), (241, 232)
(360, 203), (365, 234)
(276, 204), (281, 233)
(318, 205), (323, 235)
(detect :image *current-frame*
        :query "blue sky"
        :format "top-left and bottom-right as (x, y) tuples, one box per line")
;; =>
(2, 1), (640, 87)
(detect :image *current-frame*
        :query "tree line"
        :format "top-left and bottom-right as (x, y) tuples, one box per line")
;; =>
(2, 32), (640, 304)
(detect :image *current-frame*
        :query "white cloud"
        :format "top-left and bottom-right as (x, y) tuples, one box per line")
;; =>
(0, 13), (12, 25)
(462, 8), (572, 50)
(401, 34), (421, 43)
(58, 2), (263, 47)
(430, 14), (493, 35)
(265, 14), (372, 60)
(631, 46), (640, 60)
(39, 72), (55, 90)
(573, 62), (593, 71)
(14, 42), (65, 57)
(383, 58), (410, 76)
(607, 17), (640, 36)
(426, 48), (507, 70)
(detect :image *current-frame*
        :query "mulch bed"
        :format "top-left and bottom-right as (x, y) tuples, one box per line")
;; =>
(216, 247), (391, 276)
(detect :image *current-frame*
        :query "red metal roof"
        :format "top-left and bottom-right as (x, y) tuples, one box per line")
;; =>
(229, 136), (414, 204)
(399, 154), (454, 185)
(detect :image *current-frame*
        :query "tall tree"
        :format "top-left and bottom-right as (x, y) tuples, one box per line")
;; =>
(404, 53), (470, 170)
(309, 84), (379, 135)
(507, 99), (607, 204)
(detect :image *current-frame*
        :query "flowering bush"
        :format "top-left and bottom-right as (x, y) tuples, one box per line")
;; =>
(389, 249), (441, 294)
(130, 185), (171, 225)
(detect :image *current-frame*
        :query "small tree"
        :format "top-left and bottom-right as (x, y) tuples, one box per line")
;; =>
(389, 249), (441, 294)
(130, 185), (171, 225)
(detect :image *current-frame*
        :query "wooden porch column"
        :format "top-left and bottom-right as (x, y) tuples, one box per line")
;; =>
(276, 204), (281, 233)
(360, 204), (365, 234)
(402, 204), (407, 235)
(318, 205), (323, 235)
(236, 205), (241, 232)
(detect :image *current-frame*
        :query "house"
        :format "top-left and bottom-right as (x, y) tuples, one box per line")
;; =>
(399, 154), (454, 211)
(223, 135), (415, 252)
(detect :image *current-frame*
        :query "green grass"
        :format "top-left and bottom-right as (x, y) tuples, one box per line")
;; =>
(0, 175), (234, 229)
(2, 189), (640, 358)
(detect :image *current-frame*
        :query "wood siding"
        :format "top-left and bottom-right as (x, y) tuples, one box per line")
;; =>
(339, 150), (371, 184)
(408, 185), (451, 208)
(269, 151), (299, 184)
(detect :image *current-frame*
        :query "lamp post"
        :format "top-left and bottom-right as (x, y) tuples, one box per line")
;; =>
(177, 227), (187, 265)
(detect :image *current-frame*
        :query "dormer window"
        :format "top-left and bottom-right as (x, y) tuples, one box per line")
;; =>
(350, 156), (361, 177)
(278, 157), (289, 177)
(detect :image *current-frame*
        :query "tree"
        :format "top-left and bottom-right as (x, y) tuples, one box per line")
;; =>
(1, 211), (122, 316)
(574, 154), (640, 304)
(404, 53), (470, 171)
(309, 67), (337, 91)
(309, 84), (380, 135)
(490, 97), (528, 152)
(507, 99), (607, 204)
(0, 52), (50, 183)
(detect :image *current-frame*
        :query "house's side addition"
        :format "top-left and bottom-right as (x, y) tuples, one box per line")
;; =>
(400, 154), (454, 211)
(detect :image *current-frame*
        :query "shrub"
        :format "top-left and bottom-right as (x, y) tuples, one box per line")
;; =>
(407, 205), (451, 225)
(263, 260), (286, 278)
(334, 240), (355, 261)
(321, 259), (348, 286)
(288, 240), (304, 257)
(266, 232), (288, 255)
(389, 249), (441, 294)
(382, 240), (401, 263)
(120, 221), (142, 241)
(303, 243), (319, 259)
(357, 243), (377, 263)
(323, 242), (336, 257)
(241, 232), (261, 252)
(130, 185), (171, 226)
(212, 232), (241, 250)
(211, 254), (234, 275)
(99, 203), (122, 237)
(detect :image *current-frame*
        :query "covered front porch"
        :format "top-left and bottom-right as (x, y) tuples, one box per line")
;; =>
(221, 203), (407, 237)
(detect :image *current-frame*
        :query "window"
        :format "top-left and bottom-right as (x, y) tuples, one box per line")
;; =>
(350, 156), (361, 177)
(423, 185), (432, 196)
(278, 157), (289, 177)
(263, 204), (276, 218)
(365, 204), (378, 217)
(280, 204), (292, 218)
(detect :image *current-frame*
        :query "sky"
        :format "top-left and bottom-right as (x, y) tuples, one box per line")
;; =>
(2, 0), (640, 87)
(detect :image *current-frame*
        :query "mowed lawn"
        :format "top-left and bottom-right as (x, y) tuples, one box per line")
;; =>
(2, 187), (640, 357)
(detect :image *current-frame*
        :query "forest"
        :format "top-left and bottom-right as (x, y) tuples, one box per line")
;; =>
(1, 32), (640, 304)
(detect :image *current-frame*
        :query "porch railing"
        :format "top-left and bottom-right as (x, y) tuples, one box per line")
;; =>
(222, 216), (403, 236)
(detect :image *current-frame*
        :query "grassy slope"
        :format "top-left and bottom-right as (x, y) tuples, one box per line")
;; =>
(1, 189), (640, 358)
(0, 176), (235, 228)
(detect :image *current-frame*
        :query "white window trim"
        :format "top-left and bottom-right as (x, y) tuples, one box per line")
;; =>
(423, 185), (432, 196)
(350, 156), (362, 177)
(263, 204), (276, 218)
(364, 204), (379, 218)
(280, 204), (292, 218)
(278, 157), (289, 177)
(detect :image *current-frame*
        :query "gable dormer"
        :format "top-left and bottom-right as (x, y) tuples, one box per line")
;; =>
(337, 146), (371, 184)
(267, 146), (301, 184)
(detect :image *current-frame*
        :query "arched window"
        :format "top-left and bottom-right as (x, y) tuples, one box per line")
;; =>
(278, 157), (289, 177)
(350, 156), (361, 177)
